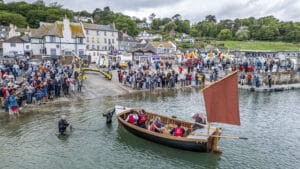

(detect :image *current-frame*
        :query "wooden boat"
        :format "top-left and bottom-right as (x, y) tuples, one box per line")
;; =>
(116, 71), (241, 153)
(117, 109), (218, 152)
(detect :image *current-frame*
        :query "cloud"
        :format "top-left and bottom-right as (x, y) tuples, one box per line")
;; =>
(4, 0), (300, 22)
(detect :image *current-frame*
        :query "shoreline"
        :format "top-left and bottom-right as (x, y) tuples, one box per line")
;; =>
(1, 70), (299, 117)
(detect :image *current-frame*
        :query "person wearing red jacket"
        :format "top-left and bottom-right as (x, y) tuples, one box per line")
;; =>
(138, 109), (147, 129)
(125, 112), (139, 125)
(170, 122), (185, 137)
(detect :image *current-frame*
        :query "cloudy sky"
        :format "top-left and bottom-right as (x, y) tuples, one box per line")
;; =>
(4, 0), (300, 23)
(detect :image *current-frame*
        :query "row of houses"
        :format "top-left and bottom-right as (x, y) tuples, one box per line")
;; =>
(0, 17), (178, 63)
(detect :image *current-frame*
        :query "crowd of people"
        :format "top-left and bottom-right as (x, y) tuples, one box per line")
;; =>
(0, 58), (86, 118)
(116, 60), (210, 90)
(115, 56), (294, 90)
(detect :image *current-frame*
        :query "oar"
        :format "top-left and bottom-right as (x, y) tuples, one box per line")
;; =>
(191, 133), (248, 140)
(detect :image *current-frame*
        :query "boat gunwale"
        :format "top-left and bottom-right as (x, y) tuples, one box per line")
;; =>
(117, 109), (211, 143)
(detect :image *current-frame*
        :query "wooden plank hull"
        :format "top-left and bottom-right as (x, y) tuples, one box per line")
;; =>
(117, 109), (218, 152)
(119, 119), (208, 152)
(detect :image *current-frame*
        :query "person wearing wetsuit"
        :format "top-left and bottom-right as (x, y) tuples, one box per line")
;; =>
(58, 115), (71, 134)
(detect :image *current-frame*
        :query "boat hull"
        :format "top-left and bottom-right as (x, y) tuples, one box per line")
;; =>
(118, 118), (209, 152)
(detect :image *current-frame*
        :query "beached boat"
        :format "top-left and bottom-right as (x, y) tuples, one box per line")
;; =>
(116, 71), (242, 152)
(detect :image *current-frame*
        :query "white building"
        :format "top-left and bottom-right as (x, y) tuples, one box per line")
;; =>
(30, 17), (86, 58)
(83, 23), (118, 62)
(74, 16), (94, 23)
(8, 24), (31, 39)
(137, 22), (151, 29)
(136, 30), (162, 41)
(3, 35), (31, 56)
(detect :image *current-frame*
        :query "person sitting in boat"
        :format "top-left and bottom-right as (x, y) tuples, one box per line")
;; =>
(149, 117), (165, 133)
(191, 113), (207, 131)
(58, 115), (72, 134)
(137, 109), (147, 129)
(125, 112), (139, 125)
(170, 122), (185, 137)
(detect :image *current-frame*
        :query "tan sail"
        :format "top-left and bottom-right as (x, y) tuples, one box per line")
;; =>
(203, 71), (240, 125)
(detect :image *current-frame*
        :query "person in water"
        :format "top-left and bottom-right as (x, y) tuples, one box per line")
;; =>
(58, 115), (72, 134)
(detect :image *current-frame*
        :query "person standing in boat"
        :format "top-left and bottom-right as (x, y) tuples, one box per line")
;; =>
(58, 115), (72, 134)
(170, 122), (185, 137)
(137, 109), (147, 129)
(125, 112), (139, 125)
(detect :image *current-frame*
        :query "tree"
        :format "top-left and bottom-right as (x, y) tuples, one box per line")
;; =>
(217, 29), (233, 40)
(164, 21), (177, 33)
(235, 26), (250, 41)
(0, 11), (27, 27)
(205, 15), (216, 24)
(26, 10), (48, 27)
(190, 27), (200, 37)
(284, 29), (300, 42)
(175, 19), (190, 34)
(151, 19), (160, 30)
(172, 14), (181, 20)
(195, 21), (217, 38)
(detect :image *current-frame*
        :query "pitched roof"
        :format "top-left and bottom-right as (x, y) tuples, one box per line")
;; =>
(31, 21), (85, 38)
(4, 35), (30, 43)
(132, 42), (155, 53)
(150, 41), (174, 48)
(83, 23), (117, 31)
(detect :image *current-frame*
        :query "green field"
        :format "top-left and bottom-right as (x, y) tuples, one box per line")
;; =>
(215, 41), (300, 51)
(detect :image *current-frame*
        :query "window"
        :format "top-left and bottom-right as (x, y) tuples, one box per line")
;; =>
(108, 39), (111, 44)
(86, 45), (89, 49)
(112, 32), (114, 37)
(26, 45), (29, 49)
(86, 30), (89, 35)
(79, 50), (84, 56)
(97, 45), (100, 50)
(93, 52), (96, 56)
(50, 48), (56, 56)
(97, 31), (99, 35)
(10, 43), (16, 47)
(92, 45), (95, 49)
(50, 36), (56, 43)
(104, 39), (107, 43)
(40, 49), (45, 54)
(104, 31), (107, 36)
(97, 38), (99, 43)
(78, 38), (83, 44)
(92, 37), (94, 43)
(104, 46), (107, 50)
(87, 37), (89, 42)
(65, 51), (72, 55)
(112, 39), (114, 44)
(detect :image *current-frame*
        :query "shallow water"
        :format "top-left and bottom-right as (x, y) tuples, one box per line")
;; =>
(0, 89), (299, 169)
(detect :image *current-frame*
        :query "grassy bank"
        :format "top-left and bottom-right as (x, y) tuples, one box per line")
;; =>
(214, 41), (300, 51)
